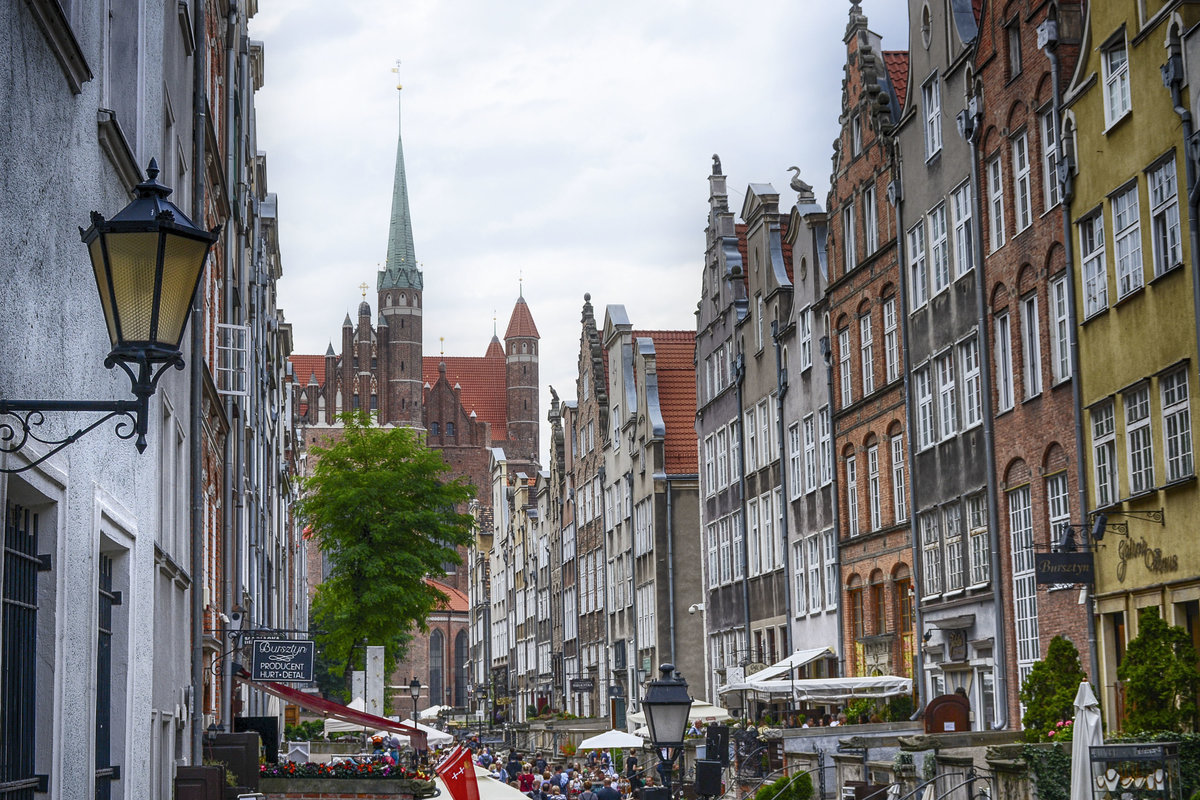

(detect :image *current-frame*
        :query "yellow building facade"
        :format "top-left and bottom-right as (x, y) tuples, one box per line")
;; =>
(1065, 0), (1200, 730)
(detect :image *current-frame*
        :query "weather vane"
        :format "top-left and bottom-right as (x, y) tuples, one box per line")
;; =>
(359, 282), (368, 299)
(392, 59), (402, 90)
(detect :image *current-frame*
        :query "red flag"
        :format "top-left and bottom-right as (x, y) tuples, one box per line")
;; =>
(435, 744), (480, 800)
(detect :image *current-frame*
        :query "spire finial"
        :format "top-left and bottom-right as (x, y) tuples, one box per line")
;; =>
(440, 336), (445, 356)
(519, 270), (524, 299)
(359, 281), (369, 299)
(392, 58), (403, 90)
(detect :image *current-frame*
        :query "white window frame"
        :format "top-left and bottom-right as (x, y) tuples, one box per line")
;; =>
(959, 336), (982, 428)
(1041, 110), (1061, 209)
(1162, 368), (1194, 482)
(823, 529), (837, 609)
(867, 443), (881, 531)
(1021, 294), (1043, 398)
(1050, 276), (1071, 384)
(864, 184), (879, 254)
(936, 351), (957, 439)
(995, 312), (1014, 412)
(1103, 38), (1131, 127)
(920, 512), (942, 597)
(1081, 214), (1108, 316)
(745, 410), (757, 473)
(788, 422), (802, 499)
(943, 503), (964, 592)
(860, 313), (875, 396)
(793, 542), (807, 615)
(908, 222), (928, 309)
(747, 499), (760, 575)
(1125, 384), (1154, 494)
(844, 203), (857, 271)
(1013, 132), (1033, 232)
(216, 323), (250, 396)
(923, 73), (942, 159)
(819, 406), (832, 485)
(988, 156), (1006, 251)
(1149, 158), (1182, 277)
(930, 203), (950, 295)
(883, 297), (899, 383)
(800, 308), (813, 370)
(951, 181), (974, 277)
(968, 494), (989, 586)
(732, 509), (744, 579)
(808, 535), (822, 614)
(1113, 184), (1143, 298)
(716, 428), (728, 488)
(839, 327), (853, 407)
(891, 435), (907, 523)
(846, 453), (859, 537)
(1092, 400), (1117, 507)
(1009, 485), (1040, 679)
(915, 367), (935, 449)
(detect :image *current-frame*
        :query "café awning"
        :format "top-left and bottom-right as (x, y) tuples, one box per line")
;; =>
(237, 675), (428, 749)
(748, 646), (837, 682)
(718, 674), (912, 702)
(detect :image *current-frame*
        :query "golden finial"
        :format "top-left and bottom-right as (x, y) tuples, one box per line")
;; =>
(440, 336), (445, 356)
(392, 59), (403, 91)
(359, 282), (369, 299)
(493, 310), (498, 336)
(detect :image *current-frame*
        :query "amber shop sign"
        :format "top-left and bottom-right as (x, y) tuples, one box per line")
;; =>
(1034, 552), (1094, 585)
(251, 639), (315, 682)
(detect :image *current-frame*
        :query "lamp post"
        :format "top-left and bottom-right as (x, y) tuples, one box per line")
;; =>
(641, 663), (693, 800)
(409, 677), (422, 767)
(0, 159), (218, 472)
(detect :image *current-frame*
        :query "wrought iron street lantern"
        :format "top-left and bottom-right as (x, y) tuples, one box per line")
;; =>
(641, 663), (693, 796)
(0, 159), (218, 472)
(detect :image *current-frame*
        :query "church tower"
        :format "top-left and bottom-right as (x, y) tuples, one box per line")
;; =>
(377, 84), (424, 427)
(504, 291), (540, 463)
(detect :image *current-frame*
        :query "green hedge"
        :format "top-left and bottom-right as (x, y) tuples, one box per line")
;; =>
(754, 771), (813, 800)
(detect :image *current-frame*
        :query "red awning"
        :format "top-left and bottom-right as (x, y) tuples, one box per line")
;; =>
(237, 675), (428, 749)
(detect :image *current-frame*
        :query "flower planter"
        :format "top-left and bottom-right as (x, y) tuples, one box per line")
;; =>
(259, 777), (437, 800)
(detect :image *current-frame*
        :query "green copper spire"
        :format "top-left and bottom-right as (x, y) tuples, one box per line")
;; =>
(378, 85), (423, 291)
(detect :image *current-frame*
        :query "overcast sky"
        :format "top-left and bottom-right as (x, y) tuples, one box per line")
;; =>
(250, 1), (909, 458)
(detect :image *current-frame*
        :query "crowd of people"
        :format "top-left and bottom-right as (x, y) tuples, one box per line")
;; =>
(474, 746), (661, 800)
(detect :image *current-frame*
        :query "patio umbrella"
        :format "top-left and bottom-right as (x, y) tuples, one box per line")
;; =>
(627, 700), (730, 725)
(578, 729), (645, 750)
(1070, 681), (1104, 800)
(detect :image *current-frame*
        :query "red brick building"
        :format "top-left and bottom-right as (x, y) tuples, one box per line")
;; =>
(826, 3), (915, 680)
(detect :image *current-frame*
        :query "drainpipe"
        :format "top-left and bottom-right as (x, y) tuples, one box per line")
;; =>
(599, 463), (611, 719)
(733, 353), (753, 668)
(1040, 22), (1099, 690)
(772, 320), (794, 656)
(190, 0), (208, 765)
(627, 471), (640, 709)
(958, 98), (1009, 730)
(819, 334), (843, 677)
(666, 477), (677, 665)
(888, 159), (926, 715)
(1163, 42), (1200, 421)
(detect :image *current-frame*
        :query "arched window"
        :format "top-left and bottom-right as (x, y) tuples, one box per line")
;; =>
(430, 630), (445, 706)
(454, 631), (468, 707)
(446, 422), (455, 437)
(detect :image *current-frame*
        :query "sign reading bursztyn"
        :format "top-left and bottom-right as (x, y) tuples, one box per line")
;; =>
(1034, 552), (1094, 585)
(251, 639), (315, 682)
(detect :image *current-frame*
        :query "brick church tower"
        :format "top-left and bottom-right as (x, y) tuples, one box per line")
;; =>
(504, 292), (540, 464)
(377, 87), (423, 428)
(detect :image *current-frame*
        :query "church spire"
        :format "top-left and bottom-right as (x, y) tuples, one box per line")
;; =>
(378, 77), (423, 292)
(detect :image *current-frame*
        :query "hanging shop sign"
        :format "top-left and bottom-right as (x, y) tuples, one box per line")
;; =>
(570, 678), (595, 693)
(1035, 551), (1094, 585)
(251, 639), (315, 682)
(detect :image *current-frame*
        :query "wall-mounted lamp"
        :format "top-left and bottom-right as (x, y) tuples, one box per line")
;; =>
(0, 160), (218, 473)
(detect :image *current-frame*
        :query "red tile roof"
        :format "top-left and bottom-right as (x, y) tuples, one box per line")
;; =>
(645, 331), (697, 475)
(427, 578), (469, 613)
(883, 51), (909, 116)
(291, 355), (326, 387)
(423, 350), (508, 436)
(504, 296), (540, 339)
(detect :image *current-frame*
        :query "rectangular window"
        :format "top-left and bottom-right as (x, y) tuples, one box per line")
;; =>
(745, 410), (757, 472)
(793, 542), (807, 614)
(943, 503), (964, 592)
(808, 535), (822, 614)
(1150, 159), (1182, 277)
(731, 510), (744, 579)
(988, 156), (1006, 251)
(763, 492), (777, 569)
(1047, 472), (1070, 546)
(800, 308), (813, 370)
(748, 500), (760, 575)
(883, 297), (900, 382)
(839, 328), (853, 407)
(864, 185), (879, 254)
(803, 414), (817, 493)
(719, 517), (732, 584)
(959, 336), (982, 428)
(716, 428), (728, 488)
(891, 435), (907, 523)
(216, 323), (250, 396)
(1009, 485), (1040, 675)
(846, 453), (859, 537)
(1081, 214), (1108, 316)
(844, 203), (857, 271)
(1050, 276), (1071, 383)
(968, 494), (990, 586)
(757, 295), (765, 351)
(1125, 385), (1154, 494)
(759, 399), (772, 466)
(995, 312), (1014, 411)
(1021, 294), (1043, 397)
(867, 443), (881, 531)
(923, 74), (942, 158)
(860, 313), (874, 396)
(1113, 185), (1143, 298)
(951, 181), (974, 277)
(1092, 400), (1117, 507)
(1042, 110), (1061, 209)
(1162, 369), (1194, 482)
(930, 203), (950, 294)
(936, 352), (957, 439)
(819, 407), (833, 485)
(1103, 40), (1131, 125)
(908, 223), (928, 309)
(1008, 22), (1022, 77)
(921, 512), (942, 597)
(789, 422), (802, 498)
(850, 586), (864, 640)
(1013, 133), (1033, 231)
(852, 114), (863, 156)
(824, 529), (838, 609)
(916, 367), (935, 449)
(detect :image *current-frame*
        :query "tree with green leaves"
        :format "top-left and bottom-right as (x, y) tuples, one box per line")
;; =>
(1019, 635), (1088, 742)
(1118, 606), (1200, 733)
(300, 413), (475, 693)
